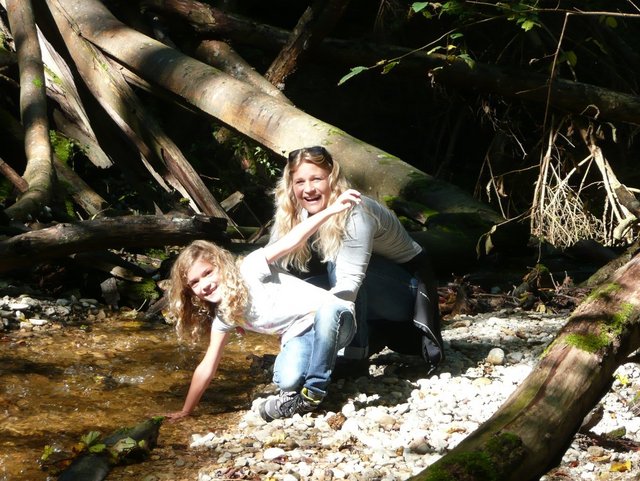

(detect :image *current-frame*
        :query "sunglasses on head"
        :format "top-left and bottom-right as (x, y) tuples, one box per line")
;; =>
(287, 146), (333, 165)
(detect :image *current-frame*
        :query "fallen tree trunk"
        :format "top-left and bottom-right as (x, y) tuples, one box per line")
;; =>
(53, 0), (518, 272)
(408, 253), (640, 481)
(0, 214), (227, 273)
(5, 0), (56, 221)
(146, 0), (640, 126)
(193, 40), (291, 104)
(47, 0), (232, 222)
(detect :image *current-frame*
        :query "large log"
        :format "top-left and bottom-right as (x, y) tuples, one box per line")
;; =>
(51, 0), (519, 272)
(146, 0), (640, 126)
(408, 252), (640, 481)
(0, 214), (227, 273)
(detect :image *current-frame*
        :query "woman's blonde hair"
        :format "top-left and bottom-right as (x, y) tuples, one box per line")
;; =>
(166, 240), (248, 343)
(270, 146), (351, 272)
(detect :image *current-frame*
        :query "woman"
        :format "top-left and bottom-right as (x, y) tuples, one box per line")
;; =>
(270, 146), (443, 369)
(165, 189), (361, 422)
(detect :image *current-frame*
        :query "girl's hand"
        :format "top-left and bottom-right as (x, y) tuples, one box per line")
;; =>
(328, 189), (361, 214)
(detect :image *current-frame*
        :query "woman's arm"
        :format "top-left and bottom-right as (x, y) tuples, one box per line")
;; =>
(165, 329), (230, 421)
(263, 189), (361, 265)
(330, 205), (376, 302)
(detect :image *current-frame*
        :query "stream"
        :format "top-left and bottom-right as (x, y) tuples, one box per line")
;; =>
(0, 309), (279, 481)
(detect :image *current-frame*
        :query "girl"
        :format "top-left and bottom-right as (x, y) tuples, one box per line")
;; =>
(270, 146), (443, 369)
(165, 189), (362, 422)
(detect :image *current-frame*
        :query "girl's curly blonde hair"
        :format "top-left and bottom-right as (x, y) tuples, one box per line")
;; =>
(270, 146), (352, 272)
(166, 240), (249, 343)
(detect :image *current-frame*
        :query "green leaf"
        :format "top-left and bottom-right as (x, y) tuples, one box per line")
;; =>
(382, 61), (399, 75)
(520, 19), (537, 31)
(88, 443), (107, 453)
(337, 66), (369, 86)
(411, 2), (429, 13)
(605, 16), (618, 28)
(458, 54), (475, 69)
(80, 431), (102, 447)
(565, 50), (578, 67)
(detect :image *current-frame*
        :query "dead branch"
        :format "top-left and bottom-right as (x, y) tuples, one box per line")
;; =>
(264, 0), (351, 89)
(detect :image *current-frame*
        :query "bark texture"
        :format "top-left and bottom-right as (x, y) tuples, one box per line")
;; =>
(5, 0), (55, 221)
(0, 214), (227, 273)
(408, 253), (640, 481)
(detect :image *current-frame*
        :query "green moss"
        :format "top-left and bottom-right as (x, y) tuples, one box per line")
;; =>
(610, 301), (634, 335)
(0, 178), (12, 203)
(425, 451), (496, 481)
(415, 434), (524, 481)
(586, 283), (622, 303)
(49, 131), (76, 163)
(126, 279), (160, 304)
(64, 199), (75, 219)
(145, 248), (170, 261)
(565, 332), (609, 353)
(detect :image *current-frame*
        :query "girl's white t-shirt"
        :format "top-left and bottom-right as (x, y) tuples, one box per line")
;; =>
(211, 248), (353, 344)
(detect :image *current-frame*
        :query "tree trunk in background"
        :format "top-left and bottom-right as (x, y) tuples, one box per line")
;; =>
(148, 0), (640, 127)
(408, 253), (640, 481)
(0, 214), (227, 273)
(5, 0), (55, 221)
(47, 0), (232, 222)
(54, 0), (519, 272)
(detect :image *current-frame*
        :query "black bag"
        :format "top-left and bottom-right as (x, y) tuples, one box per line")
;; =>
(413, 269), (444, 373)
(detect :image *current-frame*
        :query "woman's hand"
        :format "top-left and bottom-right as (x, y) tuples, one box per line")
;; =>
(328, 189), (361, 214)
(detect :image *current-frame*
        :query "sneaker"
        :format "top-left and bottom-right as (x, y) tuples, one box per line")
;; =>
(258, 388), (322, 422)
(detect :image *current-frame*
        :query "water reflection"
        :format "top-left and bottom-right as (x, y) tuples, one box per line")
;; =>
(0, 313), (279, 480)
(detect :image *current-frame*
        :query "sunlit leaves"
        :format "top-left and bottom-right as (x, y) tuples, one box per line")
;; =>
(337, 66), (370, 86)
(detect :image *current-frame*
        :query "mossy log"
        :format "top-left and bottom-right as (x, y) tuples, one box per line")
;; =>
(52, 417), (163, 481)
(408, 253), (640, 481)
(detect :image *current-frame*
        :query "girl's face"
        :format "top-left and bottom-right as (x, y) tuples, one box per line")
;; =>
(291, 161), (332, 215)
(186, 258), (222, 304)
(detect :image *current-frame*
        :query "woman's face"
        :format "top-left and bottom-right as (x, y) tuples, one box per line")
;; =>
(291, 161), (332, 215)
(186, 258), (222, 304)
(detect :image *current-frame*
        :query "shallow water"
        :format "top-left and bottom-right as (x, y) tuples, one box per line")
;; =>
(0, 311), (279, 481)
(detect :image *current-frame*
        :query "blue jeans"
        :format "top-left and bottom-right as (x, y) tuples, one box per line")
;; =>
(272, 300), (356, 397)
(309, 255), (418, 359)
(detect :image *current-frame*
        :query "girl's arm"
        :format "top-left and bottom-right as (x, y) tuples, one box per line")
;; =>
(165, 329), (230, 421)
(263, 189), (361, 265)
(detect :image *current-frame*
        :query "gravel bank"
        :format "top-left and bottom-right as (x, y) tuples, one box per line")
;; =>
(189, 310), (640, 481)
